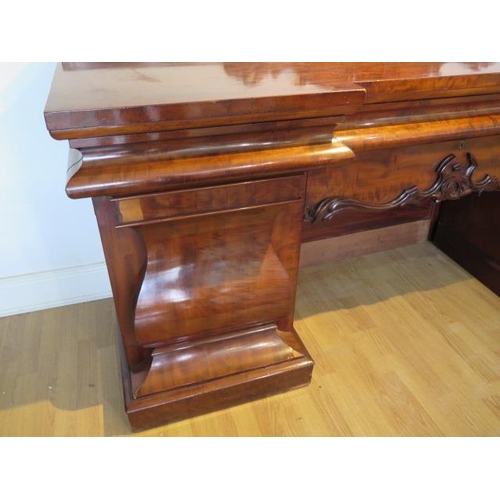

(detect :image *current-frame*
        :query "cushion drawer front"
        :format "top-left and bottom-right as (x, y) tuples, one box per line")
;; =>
(115, 175), (306, 227)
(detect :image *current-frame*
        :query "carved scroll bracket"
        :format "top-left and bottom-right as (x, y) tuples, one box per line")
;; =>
(305, 153), (500, 223)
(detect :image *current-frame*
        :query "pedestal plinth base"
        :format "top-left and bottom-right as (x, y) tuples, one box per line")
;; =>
(120, 324), (314, 431)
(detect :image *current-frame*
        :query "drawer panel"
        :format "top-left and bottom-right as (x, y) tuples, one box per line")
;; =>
(115, 174), (306, 226)
(306, 136), (500, 208)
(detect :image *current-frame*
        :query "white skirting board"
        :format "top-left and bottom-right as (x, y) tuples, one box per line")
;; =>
(0, 262), (112, 318)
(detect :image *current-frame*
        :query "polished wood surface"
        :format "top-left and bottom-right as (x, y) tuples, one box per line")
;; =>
(433, 192), (500, 295)
(302, 201), (434, 242)
(45, 63), (500, 136)
(43, 62), (500, 429)
(65, 142), (353, 198)
(306, 136), (500, 216)
(2, 243), (500, 436)
(92, 175), (313, 429)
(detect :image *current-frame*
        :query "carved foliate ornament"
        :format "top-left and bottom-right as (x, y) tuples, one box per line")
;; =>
(305, 153), (500, 223)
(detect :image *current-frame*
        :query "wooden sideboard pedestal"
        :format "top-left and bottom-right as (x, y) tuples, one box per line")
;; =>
(44, 63), (500, 430)
(433, 191), (500, 296)
(92, 176), (314, 429)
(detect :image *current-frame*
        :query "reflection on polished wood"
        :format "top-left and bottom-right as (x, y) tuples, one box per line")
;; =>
(43, 63), (500, 429)
(1, 243), (500, 436)
(92, 175), (312, 429)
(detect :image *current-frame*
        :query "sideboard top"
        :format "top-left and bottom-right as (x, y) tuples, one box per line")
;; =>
(44, 62), (500, 140)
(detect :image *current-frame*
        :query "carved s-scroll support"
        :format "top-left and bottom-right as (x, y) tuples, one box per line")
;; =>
(92, 196), (151, 371)
(305, 153), (500, 223)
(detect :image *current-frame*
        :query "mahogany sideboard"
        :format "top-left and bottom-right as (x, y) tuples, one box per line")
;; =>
(44, 63), (500, 430)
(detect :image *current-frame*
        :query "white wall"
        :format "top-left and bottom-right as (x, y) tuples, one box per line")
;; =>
(0, 63), (111, 317)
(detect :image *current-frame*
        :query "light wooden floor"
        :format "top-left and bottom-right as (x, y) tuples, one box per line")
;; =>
(1, 241), (500, 436)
